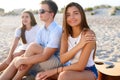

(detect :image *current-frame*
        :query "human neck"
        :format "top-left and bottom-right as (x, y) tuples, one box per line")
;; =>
(26, 24), (32, 30)
(45, 19), (54, 28)
(72, 27), (82, 38)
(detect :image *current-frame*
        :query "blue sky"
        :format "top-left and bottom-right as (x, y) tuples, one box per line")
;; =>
(0, 0), (120, 12)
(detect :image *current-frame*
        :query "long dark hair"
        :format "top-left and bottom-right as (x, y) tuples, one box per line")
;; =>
(21, 11), (37, 44)
(62, 2), (96, 60)
(63, 2), (90, 37)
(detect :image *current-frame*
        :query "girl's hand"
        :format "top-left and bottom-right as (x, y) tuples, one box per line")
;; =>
(19, 64), (28, 71)
(14, 57), (26, 69)
(35, 69), (57, 80)
(84, 29), (96, 41)
(78, 29), (96, 47)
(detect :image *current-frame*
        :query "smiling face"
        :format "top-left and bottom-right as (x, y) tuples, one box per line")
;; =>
(63, 2), (90, 37)
(66, 6), (81, 28)
(21, 12), (31, 26)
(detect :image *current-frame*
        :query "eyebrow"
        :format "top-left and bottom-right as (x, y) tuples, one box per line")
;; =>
(73, 10), (79, 12)
(67, 10), (79, 14)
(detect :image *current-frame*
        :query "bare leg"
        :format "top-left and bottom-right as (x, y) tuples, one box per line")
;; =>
(58, 70), (96, 80)
(0, 50), (25, 72)
(0, 59), (18, 80)
(0, 60), (9, 72)
(13, 43), (43, 80)
(48, 73), (58, 80)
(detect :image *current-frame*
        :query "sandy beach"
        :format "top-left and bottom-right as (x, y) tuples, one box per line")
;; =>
(0, 13), (120, 64)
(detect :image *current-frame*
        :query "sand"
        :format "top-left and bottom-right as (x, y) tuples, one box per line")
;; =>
(0, 14), (120, 64)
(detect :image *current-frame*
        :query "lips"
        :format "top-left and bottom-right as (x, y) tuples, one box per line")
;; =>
(23, 21), (28, 23)
(70, 20), (76, 23)
(69, 19), (77, 24)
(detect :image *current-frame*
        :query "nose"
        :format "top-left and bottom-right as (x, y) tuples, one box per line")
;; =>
(70, 14), (74, 19)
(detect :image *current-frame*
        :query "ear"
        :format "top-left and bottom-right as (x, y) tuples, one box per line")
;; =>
(50, 12), (54, 18)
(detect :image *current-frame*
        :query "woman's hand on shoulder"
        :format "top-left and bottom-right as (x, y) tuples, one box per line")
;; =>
(78, 29), (96, 48)
(83, 29), (96, 41)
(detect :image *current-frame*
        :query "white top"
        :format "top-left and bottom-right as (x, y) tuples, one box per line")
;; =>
(15, 24), (40, 50)
(68, 33), (95, 67)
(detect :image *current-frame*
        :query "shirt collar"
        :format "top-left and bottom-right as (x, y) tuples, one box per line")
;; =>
(44, 21), (56, 31)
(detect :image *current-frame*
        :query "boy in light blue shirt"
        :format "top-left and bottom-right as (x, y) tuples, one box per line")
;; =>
(0, 0), (62, 80)
(36, 21), (62, 56)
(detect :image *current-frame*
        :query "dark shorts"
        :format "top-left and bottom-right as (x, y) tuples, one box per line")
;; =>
(85, 65), (98, 79)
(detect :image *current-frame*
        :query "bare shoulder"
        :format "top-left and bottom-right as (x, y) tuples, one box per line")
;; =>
(84, 29), (95, 34)
(82, 29), (96, 39)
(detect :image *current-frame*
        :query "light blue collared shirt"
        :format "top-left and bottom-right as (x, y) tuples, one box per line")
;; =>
(36, 21), (62, 56)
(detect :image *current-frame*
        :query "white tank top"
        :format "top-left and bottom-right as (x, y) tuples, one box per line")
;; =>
(68, 33), (95, 67)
